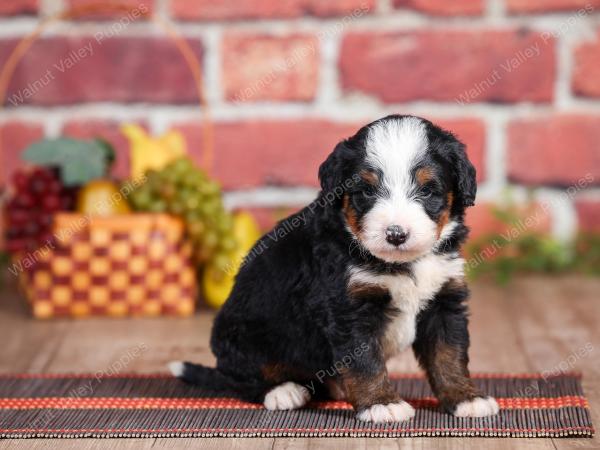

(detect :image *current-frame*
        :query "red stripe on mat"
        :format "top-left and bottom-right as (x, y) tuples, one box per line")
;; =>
(0, 372), (583, 380)
(0, 396), (589, 410)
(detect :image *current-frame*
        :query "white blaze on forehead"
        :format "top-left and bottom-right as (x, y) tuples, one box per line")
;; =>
(360, 117), (437, 263)
(365, 116), (428, 193)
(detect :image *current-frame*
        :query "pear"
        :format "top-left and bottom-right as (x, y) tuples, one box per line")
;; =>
(202, 211), (262, 309)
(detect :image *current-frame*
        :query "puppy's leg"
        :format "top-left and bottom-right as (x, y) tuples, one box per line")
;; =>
(338, 346), (415, 423)
(346, 372), (415, 423)
(412, 280), (499, 417)
(326, 377), (346, 400)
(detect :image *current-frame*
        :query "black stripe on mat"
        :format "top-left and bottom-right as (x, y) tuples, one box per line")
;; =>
(0, 407), (593, 438)
(0, 374), (585, 399)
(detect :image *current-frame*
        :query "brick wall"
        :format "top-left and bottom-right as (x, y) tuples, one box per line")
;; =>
(1, 0), (599, 244)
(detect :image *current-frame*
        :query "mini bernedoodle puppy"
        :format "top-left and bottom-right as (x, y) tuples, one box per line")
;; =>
(170, 114), (500, 423)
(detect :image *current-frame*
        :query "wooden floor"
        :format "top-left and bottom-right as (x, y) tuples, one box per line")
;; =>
(0, 275), (598, 449)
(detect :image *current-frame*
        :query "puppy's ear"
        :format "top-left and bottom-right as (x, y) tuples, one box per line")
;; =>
(318, 141), (353, 193)
(448, 140), (477, 207)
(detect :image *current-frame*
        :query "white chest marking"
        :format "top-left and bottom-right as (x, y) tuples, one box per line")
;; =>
(348, 253), (465, 357)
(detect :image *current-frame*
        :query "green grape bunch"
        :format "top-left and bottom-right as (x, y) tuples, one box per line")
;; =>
(127, 158), (238, 267)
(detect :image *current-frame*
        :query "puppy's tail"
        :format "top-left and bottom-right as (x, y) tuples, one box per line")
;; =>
(168, 361), (266, 402)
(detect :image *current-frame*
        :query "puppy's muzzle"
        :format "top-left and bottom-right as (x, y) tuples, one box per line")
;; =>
(385, 225), (409, 246)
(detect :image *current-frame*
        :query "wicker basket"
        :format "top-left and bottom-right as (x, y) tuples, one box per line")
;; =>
(17, 213), (197, 319)
(0, 3), (214, 319)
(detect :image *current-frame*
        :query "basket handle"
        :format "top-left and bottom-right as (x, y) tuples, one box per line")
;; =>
(0, 2), (214, 182)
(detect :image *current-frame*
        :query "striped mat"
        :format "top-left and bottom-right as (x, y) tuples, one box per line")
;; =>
(0, 372), (594, 438)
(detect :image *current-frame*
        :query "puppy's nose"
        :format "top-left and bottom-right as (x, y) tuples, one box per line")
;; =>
(385, 225), (409, 246)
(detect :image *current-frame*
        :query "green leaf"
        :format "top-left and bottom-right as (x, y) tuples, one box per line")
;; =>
(94, 138), (116, 168)
(22, 138), (108, 186)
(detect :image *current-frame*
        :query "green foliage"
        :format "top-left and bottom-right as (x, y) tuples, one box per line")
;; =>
(466, 233), (572, 284)
(466, 203), (600, 284)
(573, 233), (600, 276)
(22, 138), (114, 186)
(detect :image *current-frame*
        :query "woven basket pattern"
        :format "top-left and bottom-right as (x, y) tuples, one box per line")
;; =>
(18, 213), (197, 319)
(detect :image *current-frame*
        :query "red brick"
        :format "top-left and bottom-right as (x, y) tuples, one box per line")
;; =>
(176, 120), (360, 189)
(170, 0), (374, 20)
(575, 200), (600, 233)
(394, 0), (483, 16)
(307, 0), (374, 17)
(65, 0), (152, 19)
(508, 116), (600, 186)
(0, 37), (203, 106)
(0, 121), (44, 188)
(435, 118), (486, 182)
(0, 0), (37, 16)
(573, 30), (600, 98)
(340, 30), (556, 103)
(507, 0), (600, 14)
(62, 120), (147, 180)
(176, 117), (485, 190)
(223, 34), (319, 102)
(465, 202), (552, 242)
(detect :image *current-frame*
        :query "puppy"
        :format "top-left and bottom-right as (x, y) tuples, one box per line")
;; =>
(170, 115), (499, 423)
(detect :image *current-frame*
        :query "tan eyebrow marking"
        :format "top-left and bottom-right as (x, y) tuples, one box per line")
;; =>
(360, 170), (379, 186)
(416, 167), (434, 185)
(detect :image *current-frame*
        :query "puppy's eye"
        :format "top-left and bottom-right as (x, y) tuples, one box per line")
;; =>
(420, 187), (433, 199)
(360, 190), (377, 200)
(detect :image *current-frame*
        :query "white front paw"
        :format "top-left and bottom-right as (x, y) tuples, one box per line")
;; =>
(454, 396), (499, 417)
(356, 401), (415, 423)
(263, 382), (310, 410)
